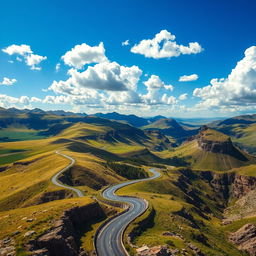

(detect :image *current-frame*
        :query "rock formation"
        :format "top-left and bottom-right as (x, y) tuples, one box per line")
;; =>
(28, 202), (106, 256)
(229, 223), (256, 256)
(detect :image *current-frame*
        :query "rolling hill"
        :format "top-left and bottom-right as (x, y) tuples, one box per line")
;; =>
(210, 114), (256, 155)
(142, 118), (198, 144)
(157, 127), (256, 171)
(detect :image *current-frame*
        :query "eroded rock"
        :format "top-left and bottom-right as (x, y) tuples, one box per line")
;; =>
(229, 223), (256, 256)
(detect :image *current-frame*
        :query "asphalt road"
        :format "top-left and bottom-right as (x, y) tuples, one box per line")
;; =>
(52, 151), (84, 197)
(52, 151), (160, 255)
(96, 168), (161, 256)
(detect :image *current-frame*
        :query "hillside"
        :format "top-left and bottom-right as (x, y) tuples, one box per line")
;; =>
(157, 127), (256, 171)
(142, 118), (198, 144)
(210, 114), (256, 155)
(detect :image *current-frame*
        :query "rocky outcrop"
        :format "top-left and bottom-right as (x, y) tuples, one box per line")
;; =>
(195, 127), (248, 161)
(136, 245), (174, 256)
(175, 168), (256, 207)
(232, 175), (256, 198)
(229, 223), (256, 256)
(34, 190), (74, 205)
(197, 135), (234, 154)
(28, 202), (106, 256)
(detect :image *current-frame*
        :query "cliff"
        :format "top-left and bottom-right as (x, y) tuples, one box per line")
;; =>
(28, 201), (106, 256)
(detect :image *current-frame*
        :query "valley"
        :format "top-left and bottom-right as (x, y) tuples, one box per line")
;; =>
(0, 108), (256, 256)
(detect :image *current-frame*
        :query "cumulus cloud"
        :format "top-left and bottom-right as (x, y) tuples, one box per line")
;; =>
(61, 42), (108, 69)
(193, 46), (256, 111)
(179, 74), (198, 82)
(131, 30), (203, 59)
(0, 94), (31, 108)
(2, 44), (32, 56)
(49, 61), (142, 94)
(144, 75), (173, 90)
(122, 40), (129, 46)
(0, 77), (17, 86)
(2, 44), (47, 70)
(25, 54), (47, 70)
(142, 75), (176, 105)
(178, 93), (188, 100)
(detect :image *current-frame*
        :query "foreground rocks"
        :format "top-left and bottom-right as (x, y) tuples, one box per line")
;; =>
(229, 223), (256, 256)
(136, 245), (176, 256)
(0, 237), (15, 256)
(28, 202), (106, 256)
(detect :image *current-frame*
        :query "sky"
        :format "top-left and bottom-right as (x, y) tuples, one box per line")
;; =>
(0, 0), (256, 117)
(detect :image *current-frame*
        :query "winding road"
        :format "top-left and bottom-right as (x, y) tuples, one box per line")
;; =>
(52, 151), (84, 197)
(53, 151), (160, 256)
(96, 168), (160, 256)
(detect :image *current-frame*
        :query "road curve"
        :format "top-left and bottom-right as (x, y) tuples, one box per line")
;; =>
(96, 168), (160, 256)
(52, 151), (84, 197)
(52, 152), (160, 255)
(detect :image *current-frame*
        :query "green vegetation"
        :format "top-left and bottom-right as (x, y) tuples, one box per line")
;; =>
(105, 161), (148, 179)
(118, 169), (246, 256)
(0, 109), (256, 255)
(201, 128), (230, 142)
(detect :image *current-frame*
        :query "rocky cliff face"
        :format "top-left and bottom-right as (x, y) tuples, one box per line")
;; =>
(210, 172), (256, 200)
(28, 202), (106, 256)
(195, 127), (248, 162)
(197, 136), (234, 154)
(229, 223), (256, 256)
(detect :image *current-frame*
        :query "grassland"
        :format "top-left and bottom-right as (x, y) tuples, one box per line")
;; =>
(117, 168), (244, 256)
(0, 197), (100, 255)
(201, 128), (230, 142)
(0, 113), (255, 255)
(155, 137), (255, 171)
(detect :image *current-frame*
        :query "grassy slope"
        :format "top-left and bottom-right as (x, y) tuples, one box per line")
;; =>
(156, 139), (255, 172)
(118, 169), (244, 256)
(232, 123), (256, 150)
(0, 152), (71, 210)
(201, 128), (229, 142)
(0, 121), (165, 254)
(0, 197), (97, 254)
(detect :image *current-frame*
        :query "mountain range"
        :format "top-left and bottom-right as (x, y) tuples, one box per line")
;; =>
(0, 107), (256, 256)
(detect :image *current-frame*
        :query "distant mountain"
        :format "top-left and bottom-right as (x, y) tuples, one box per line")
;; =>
(46, 110), (87, 117)
(0, 107), (173, 151)
(169, 127), (256, 171)
(142, 118), (198, 144)
(210, 114), (256, 155)
(93, 112), (150, 127)
(148, 115), (167, 123)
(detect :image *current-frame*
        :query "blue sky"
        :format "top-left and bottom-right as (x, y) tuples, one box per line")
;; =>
(0, 0), (256, 117)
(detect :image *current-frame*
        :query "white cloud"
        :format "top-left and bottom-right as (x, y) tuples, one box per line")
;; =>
(0, 94), (31, 108)
(55, 63), (61, 72)
(105, 91), (141, 105)
(161, 94), (178, 105)
(49, 61), (142, 94)
(131, 30), (203, 59)
(2, 44), (47, 70)
(144, 75), (173, 90)
(193, 46), (256, 111)
(30, 97), (42, 103)
(178, 93), (188, 100)
(2, 44), (32, 56)
(142, 75), (176, 105)
(122, 40), (129, 46)
(25, 54), (47, 70)
(179, 74), (198, 82)
(0, 77), (17, 86)
(61, 42), (108, 69)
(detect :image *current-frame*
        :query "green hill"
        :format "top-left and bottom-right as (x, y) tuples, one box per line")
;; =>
(210, 114), (256, 155)
(142, 118), (198, 144)
(158, 128), (256, 171)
